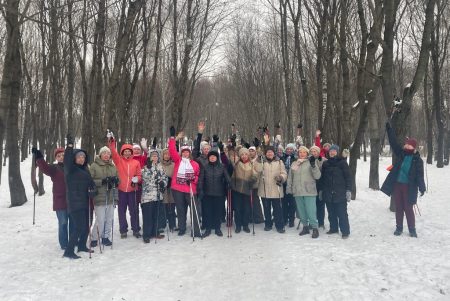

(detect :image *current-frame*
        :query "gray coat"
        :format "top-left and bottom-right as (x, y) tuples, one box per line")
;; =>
(286, 159), (321, 197)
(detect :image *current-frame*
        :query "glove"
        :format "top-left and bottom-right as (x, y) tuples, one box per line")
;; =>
(169, 126), (176, 137)
(32, 147), (44, 160)
(317, 156), (322, 162)
(111, 176), (120, 186)
(297, 123), (303, 129)
(88, 187), (97, 198)
(275, 134), (282, 143)
(140, 138), (148, 150)
(385, 122), (391, 130)
(106, 129), (114, 140)
(186, 180), (191, 186)
(131, 176), (139, 184)
(66, 134), (74, 145)
(309, 156), (316, 167)
(275, 175), (283, 185)
(318, 191), (323, 201)
(346, 190), (352, 202)
(244, 142), (251, 149)
(101, 177), (111, 185)
(218, 141), (224, 152)
(420, 191), (425, 197)
(253, 137), (260, 148)
(152, 137), (157, 149)
(213, 134), (219, 143)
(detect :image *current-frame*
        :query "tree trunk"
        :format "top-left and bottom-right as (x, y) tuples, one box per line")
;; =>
(0, 0), (28, 206)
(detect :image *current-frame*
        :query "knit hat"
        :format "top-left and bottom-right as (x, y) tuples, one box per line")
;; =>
(98, 146), (111, 156)
(323, 143), (331, 149)
(239, 147), (250, 157)
(180, 145), (191, 153)
(286, 143), (296, 151)
(207, 150), (219, 160)
(309, 146), (321, 154)
(132, 144), (141, 150)
(329, 144), (340, 153)
(277, 145), (284, 152)
(74, 149), (86, 158)
(149, 149), (160, 157)
(54, 148), (65, 157)
(298, 146), (309, 154)
(404, 138), (417, 149)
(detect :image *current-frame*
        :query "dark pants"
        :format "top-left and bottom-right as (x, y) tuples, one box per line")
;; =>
(56, 209), (74, 249)
(165, 203), (176, 230)
(327, 201), (350, 235)
(66, 208), (89, 254)
(135, 189), (142, 231)
(250, 189), (264, 223)
(172, 190), (201, 235)
(282, 193), (296, 225)
(393, 183), (415, 229)
(262, 198), (284, 230)
(232, 191), (251, 229)
(141, 201), (159, 239)
(203, 195), (225, 230)
(316, 196), (326, 227)
(118, 191), (139, 234)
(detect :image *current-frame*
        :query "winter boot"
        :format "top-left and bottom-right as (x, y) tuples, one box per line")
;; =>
(394, 226), (403, 236)
(63, 251), (81, 259)
(178, 229), (186, 236)
(102, 238), (113, 246)
(202, 229), (211, 238)
(143, 237), (150, 243)
(133, 231), (142, 238)
(409, 228), (418, 238)
(235, 226), (242, 233)
(264, 226), (272, 231)
(342, 234), (350, 239)
(243, 226), (251, 233)
(277, 228), (285, 234)
(90, 240), (98, 248)
(312, 228), (319, 239)
(215, 229), (223, 237)
(77, 247), (94, 253)
(326, 229), (339, 235)
(120, 232), (127, 239)
(289, 220), (295, 228)
(299, 226), (310, 236)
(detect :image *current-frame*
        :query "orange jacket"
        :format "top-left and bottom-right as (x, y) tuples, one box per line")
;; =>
(109, 141), (142, 192)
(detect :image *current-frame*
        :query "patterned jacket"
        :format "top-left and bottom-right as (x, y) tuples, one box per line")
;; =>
(141, 163), (168, 203)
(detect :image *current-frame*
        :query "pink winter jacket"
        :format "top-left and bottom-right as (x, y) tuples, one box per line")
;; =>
(168, 138), (200, 194)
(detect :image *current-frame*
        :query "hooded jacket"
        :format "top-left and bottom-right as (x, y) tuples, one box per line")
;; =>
(168, 138), (200, 194)
(36, 158), (67, 211)
(64, 146), (95, 213)
(109, 141), (142, 192)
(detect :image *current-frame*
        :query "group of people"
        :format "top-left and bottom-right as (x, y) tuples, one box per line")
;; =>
(32, 120), (425, 260)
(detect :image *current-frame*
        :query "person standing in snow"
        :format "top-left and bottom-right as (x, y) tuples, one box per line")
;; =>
(254, 145), (288, 234)
(315, 129), (331, 159)
(197, 150), (231, 237)
(32, 147), (73, 250)
(309, 145), (327, 229)
(281, 143), (297, 227)
(89, 146), (119, 248)
(132, 139), (149, 232)
(141, 149), (168, 243)
(63, 134), (96, 259)
(168, 126), (201, 237)
(286, 146), (321, 238)
(108, 135), (142, 239)
(381, 122), (425, 238)
(230, 147), (257, 233)
(248, 145), (264, 224)
(161, 148), (176, 231)
(320, 144), (352, 239)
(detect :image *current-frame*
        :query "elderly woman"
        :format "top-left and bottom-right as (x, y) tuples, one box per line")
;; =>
(89, 146), (119, 248)
(286, 146), (321, 238)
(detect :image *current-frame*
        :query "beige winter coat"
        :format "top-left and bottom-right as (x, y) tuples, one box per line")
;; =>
(253, 158), (287, 199)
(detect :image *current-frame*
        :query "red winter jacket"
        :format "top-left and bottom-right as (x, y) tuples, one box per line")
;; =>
(109, 141), (142, 192)
(315, 136), (328, 158)
(168, 138), (200, 194)
(36, 158), (67, 211)
(133, 151), (148, 169)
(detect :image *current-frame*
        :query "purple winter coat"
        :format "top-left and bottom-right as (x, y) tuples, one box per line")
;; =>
(36, 158), (67, 211)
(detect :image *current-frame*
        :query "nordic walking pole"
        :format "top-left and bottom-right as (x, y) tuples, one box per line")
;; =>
(190, 183), (202, 240)
(189, 183), (195, 241)
(31, 152), (38, 225)
(88, 191), (93, 259)
(111, 183), (117, 249)
(250, 191), (255, 235)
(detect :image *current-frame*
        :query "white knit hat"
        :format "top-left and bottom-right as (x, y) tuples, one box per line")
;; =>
(98, 146), (111, 156)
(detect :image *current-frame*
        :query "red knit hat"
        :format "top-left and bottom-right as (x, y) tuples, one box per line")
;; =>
(404, 138), (417, 149)
(54, 148), (65, 157)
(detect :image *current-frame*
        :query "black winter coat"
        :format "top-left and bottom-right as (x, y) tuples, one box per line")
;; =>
(198, 161), (231, 197)
(380, 127), (426, 205)
(64, 146), (95, 213)
(320, 157), (352, 203)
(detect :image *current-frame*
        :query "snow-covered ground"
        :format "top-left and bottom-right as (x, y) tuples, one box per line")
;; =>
(0, 156), (449, 301)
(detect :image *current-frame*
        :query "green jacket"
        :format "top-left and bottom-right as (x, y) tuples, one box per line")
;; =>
(286, 158), (321, 197)
(89, 156), (119, 206)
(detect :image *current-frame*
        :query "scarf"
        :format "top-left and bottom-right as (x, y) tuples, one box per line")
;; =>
(176, 158), (195, 185)
(290, 158), (308, 171)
